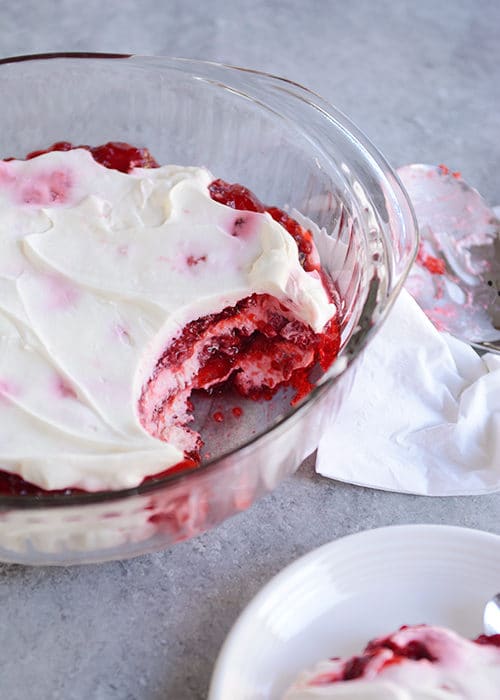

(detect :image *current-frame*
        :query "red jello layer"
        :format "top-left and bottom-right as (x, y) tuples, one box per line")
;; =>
(0, 457), (199, 498)
(138, 293), (340, 458)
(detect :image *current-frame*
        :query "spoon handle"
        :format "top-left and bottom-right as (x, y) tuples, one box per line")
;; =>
(483, 593), (500, 635)
(472, 339), (500, 355)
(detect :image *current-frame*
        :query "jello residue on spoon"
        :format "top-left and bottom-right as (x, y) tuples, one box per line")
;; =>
(397, 163), (500, 354)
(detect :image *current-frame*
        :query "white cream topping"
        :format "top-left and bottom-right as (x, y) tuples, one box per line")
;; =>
(0, 149), (335, 491)
(284, 626), (500, 700)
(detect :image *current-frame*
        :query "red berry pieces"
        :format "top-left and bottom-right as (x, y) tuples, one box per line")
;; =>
(186, 254), (207, 267)
(26, 141), (74, 159)
(475, 634), (500, 647)
(266, 206), (315, 271)
(342, 654), (373, 681)
(25, 141), (159, 173)
(208, 179), (266, 213)
(89, 142), (159, 172)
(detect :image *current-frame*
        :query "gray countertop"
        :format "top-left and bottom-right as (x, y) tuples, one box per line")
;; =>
(1, 2), (499, 698)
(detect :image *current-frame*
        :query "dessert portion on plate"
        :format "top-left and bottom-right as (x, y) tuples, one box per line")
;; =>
(284, 624), (500, 699)
(0, 142), (340, 495)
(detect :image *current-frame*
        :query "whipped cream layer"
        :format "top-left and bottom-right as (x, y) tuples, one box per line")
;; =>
(0, 149), (335, 491)
(284, 625), (500, 699)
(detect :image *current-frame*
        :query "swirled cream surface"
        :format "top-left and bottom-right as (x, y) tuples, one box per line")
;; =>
(284, 625), (500, 699)
(0, 149), (335, 491)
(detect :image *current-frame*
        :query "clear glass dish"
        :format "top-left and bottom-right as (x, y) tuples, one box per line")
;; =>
(0, 53), (417, 564)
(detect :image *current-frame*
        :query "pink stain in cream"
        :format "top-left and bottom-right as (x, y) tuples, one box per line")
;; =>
(0, 162), (73, 206)
(46, 275), (81, 311)
(229, 211), (259, 239)
(20, 170), (73, 206)
(54, 376), (77, 400)
(0, 162), (15, 188)
(0, 379), (19, 401)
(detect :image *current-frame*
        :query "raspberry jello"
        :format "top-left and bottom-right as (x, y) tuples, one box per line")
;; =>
(0, 142), (340, 493)
(284, 625), (500, 699)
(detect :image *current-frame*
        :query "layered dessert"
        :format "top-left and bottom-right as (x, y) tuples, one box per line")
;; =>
(284, 624), (500, 699)
(0, 141), (340, 494)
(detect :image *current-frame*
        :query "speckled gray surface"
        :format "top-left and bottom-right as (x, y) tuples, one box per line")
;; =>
(1, 2), (499, 699)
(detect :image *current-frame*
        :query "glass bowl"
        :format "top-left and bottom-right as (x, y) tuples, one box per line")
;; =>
(0, 53), (417, 564)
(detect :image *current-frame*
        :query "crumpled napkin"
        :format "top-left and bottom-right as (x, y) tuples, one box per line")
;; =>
(315, 289), (500, 496)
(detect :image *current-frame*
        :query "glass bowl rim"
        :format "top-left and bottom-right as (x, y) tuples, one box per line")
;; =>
(0, 51), (417, 509)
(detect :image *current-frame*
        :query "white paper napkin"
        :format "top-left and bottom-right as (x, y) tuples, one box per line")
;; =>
(315, 289), (500, 496)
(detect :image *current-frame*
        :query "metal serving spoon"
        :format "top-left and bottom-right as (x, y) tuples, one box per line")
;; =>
(484, 593), (500, 635)
(397, 164), (500, 355)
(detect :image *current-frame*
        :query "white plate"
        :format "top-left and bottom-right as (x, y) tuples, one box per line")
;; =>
(208, 524), (500, 700)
